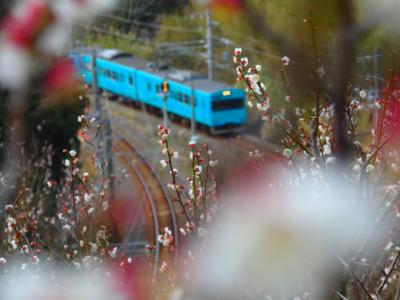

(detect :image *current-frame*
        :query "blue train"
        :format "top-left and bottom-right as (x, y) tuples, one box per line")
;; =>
(71, 48), (246, 134)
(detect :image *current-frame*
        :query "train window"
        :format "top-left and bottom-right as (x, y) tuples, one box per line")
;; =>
(212, 99), (244, 111)
(156, 85), (161, 93)
(112, 72), (117, 80)
(128, 76), (133, 85)
(178, 93), (183, 102)
(106, 70), (111, 78)
(147, 82), (151, 91)
(184, 95), (190, 104)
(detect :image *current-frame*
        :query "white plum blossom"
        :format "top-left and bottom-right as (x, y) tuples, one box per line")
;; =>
(0, 265), (128, 300)
(255, 64), (262, 72)
(366, 164), (375, 173)
(325, 156), (336, 166)
(234, 48), (242, 56)
(359, 90), (367, 98)
(158, 227), (174, 247)
(240, 57), (249, 67)
(37, 23), (69, 56)
(0, 0), (117, 88)
(209, 160), (218, 167)
(283, 148), (293, 158)
(384, 241), (394, 252)
(194, 165), (202, 175)
(323, 141), (332, 156)
(32, 256), (40, 264)
(84, 193), (92, 204)
(5, 204), (14, 211)
(281, 56), (290, 66)
(160, 160), (168, 168)
(285, 95), (293, 103)
(256, 101), (269, 112)
(109, 247), (118, 258)
(53, 0), (117, 22)
(316, 66), (326, 78)
(198, 227), (208, 237)
(69, 150), (77, 157)
(190, 170), (370, 297)
(246, 74), (260, 86)
(0, 44), (31, 89)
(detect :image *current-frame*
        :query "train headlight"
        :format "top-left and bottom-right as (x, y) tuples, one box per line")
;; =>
(223, 90), (231, 96)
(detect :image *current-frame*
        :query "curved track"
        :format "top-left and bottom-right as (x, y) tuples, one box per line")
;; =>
(112, 133), (179, 280)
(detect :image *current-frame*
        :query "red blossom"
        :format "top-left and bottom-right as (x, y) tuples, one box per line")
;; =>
(3, 0), (54, 49)
(212, 0), (244, 11)
(382, 77), (400, 145)
(43, 58), (78, 96)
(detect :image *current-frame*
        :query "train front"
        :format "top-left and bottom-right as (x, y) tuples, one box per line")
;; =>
(209, 88), (247, 134)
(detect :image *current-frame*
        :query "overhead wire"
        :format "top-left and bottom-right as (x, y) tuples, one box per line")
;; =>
(75, 23), (153, 47)
(95, 12), (202, 33)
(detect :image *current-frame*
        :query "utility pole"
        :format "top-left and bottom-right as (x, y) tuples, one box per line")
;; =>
(91, 49), (104, 174)
(92, 49), (114, 195)
(205, 5), (214, 81)
(67, 18), (73, 50)
(190, 84), (196, 140)
(103, 100), (114, 196)
(357, 52), (383, 130)
(373, 48), (381, 128)
(162, 80), (169, 128)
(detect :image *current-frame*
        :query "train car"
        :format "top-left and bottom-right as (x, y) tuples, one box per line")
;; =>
(71, 48), (247, 134)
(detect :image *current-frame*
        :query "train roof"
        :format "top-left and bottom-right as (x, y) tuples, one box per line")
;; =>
(96, 49), (231, 93)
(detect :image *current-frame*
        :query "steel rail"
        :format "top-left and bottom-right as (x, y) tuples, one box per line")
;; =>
(113, 132), (180, 278)
(113, 140), (161, 279)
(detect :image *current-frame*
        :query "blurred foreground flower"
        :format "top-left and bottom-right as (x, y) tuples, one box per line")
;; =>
(211, 0), (244, 13)
(0, 264), (128, 300)
(42, 58), (80, 104)
(54, 0), (116, 22)
(0, 0), (116, 89)
(189, 167), (372, 297)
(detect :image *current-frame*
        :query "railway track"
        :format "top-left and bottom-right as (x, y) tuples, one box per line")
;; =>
(112, 133), (179, 281)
